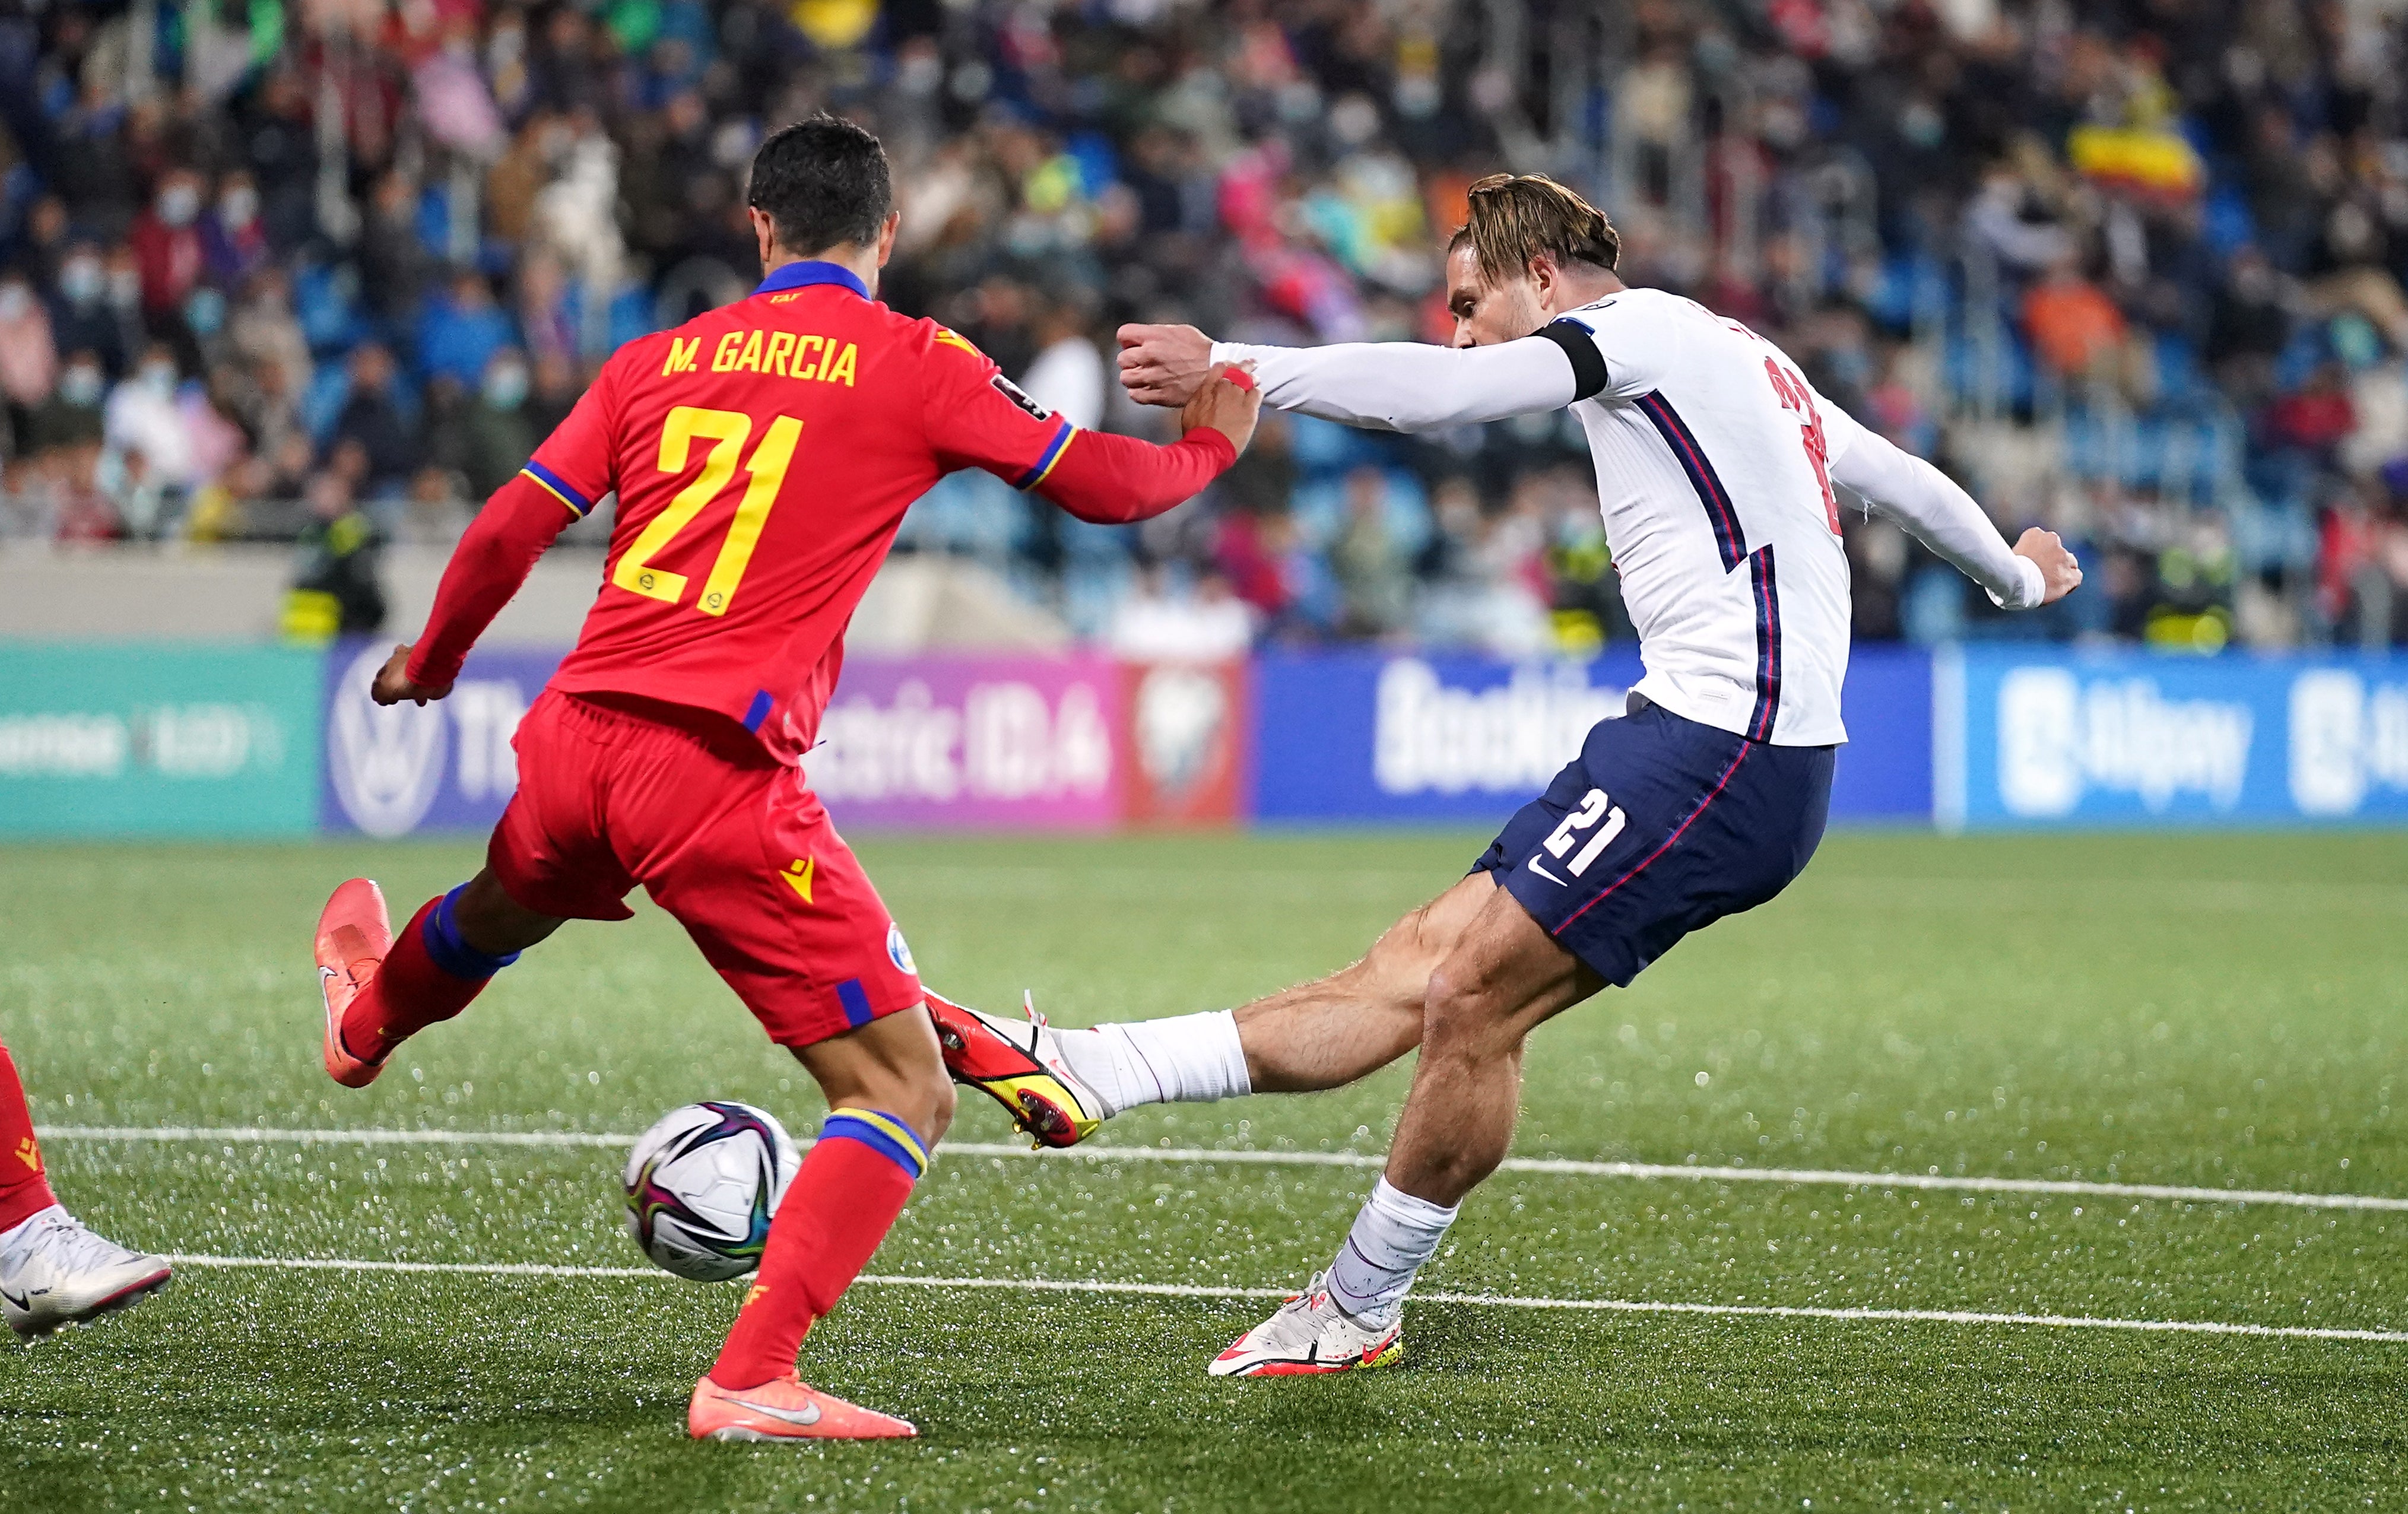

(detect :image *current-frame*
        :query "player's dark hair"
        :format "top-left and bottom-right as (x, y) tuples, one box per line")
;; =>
(745, 113), (893, 256)
(1448, 173), (1621, 284)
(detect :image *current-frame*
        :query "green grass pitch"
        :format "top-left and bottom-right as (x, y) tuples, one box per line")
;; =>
(2, 830), (2406, 1511)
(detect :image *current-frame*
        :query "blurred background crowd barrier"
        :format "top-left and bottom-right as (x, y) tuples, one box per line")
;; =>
(3, 0), (2407, 840)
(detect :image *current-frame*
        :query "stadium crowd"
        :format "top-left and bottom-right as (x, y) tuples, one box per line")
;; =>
(0, 0), (2404, 652)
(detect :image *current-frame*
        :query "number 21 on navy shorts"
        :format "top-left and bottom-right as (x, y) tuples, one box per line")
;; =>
(1473, 702), (1834, 988)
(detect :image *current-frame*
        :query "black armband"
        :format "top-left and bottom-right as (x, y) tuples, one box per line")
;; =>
(1535, 319), (1608, 402)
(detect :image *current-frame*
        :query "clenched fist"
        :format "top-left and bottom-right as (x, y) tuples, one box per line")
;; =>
(2012, 528), (2083, 605)
(1118, 323), (1217, 407)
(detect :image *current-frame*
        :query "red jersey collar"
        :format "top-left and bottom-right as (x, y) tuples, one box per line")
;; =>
(754, 259), (870, 300)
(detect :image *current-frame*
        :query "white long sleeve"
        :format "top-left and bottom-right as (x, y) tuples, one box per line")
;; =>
(1210, 336), (1578, 432)
(1827, 427), (2045, 610)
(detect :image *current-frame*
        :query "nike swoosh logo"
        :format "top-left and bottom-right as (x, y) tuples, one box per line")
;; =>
(1527, 856), (1568, 886)
(730, 1396), (822, 1426)
(0, 1287), (30, 1310)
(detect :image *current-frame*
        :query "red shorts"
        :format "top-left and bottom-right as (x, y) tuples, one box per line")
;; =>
(488, 690), (922, 1049)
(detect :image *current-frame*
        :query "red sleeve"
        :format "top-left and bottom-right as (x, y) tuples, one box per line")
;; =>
(403, 473), (577, 690)
(1032, 427), (1236, 523)
(918, 325), (1236, 521)
(517, 350), (624, 523)
(919, 326), (1084, 484)
(405, 350), (635, 688)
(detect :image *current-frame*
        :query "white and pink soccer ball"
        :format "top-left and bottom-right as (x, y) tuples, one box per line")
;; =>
(622, 1101), (800, 1282)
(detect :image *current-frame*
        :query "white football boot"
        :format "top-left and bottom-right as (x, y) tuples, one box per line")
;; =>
(1, 1205), (173, 1341)
(1208, 1271), (1404, 1376)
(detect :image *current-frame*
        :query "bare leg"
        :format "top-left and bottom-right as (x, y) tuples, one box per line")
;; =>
(979, 872), (1502, 1125)
(1232, 872), (1497, 1093)
(1385, 887), (1602, 1205)
(1215, 889), (1604, 1336)
(1292, 890), (1601, 1328)
(794, 1004), (956, 1147)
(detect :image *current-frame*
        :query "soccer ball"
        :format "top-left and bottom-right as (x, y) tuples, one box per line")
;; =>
(623, 1101), (800, 1282)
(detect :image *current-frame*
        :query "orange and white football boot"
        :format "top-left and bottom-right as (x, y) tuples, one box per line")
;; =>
(687, 1372), (918, 1440)
(924, 988), (1103, 1149)
(316, 877), (393, 1088)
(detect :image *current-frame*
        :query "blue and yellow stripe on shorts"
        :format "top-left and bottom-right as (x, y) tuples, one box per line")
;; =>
(821, 1107), (928, 1179)
(1011, 420), (1077, 491)
(520, 460), (594, 518)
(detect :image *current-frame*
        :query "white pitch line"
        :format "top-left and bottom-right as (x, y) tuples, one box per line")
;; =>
(157, 1254), (2408, 1345)
(45, 1123), (2408, 1214)
(45, 1125), (630, 1149)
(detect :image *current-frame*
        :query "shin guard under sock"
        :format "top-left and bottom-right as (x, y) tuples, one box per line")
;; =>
(709, 1109), (927, 1390)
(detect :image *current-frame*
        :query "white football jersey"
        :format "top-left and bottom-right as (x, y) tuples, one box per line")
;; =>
(1548, 288), (1861, 746)
(1219, 285), (2043, 751)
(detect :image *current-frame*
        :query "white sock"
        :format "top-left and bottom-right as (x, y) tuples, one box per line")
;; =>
(1052, 1010), (1251, 1117)
(1323, 1178), (1460, 1328)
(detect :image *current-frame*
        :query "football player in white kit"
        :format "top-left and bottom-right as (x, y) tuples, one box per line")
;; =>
(928, 174), (2083, 1375)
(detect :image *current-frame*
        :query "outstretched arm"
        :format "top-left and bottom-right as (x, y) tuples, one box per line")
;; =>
(373, 472), (579, 705)
(1034, 367), (1260, 523)
(929, 332), (1255, 520)
(1119, 322), (1591, 433)
(1826, 424), (2080, 608)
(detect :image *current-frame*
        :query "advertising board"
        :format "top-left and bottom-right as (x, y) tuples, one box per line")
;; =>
(1253, 645), (1934, 824)
(0, 642), (321, 837)
(1939, 648), (2408, 828)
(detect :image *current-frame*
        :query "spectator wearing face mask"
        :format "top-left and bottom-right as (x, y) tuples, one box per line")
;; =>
(131, 170), (208, 320)
(101, 344), (199, 497)
(415, 270), (517, 388)
(46, 246), (130, 379)
(458, 348), (537, 499)
(201, 172), (271, 290)
(24, 353), (107, 457)
(0, 274), (59, 437)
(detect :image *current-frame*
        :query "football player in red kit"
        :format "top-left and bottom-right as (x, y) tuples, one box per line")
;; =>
(311, 113), (1258, 1440)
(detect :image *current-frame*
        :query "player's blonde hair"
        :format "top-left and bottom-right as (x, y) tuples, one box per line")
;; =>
(1448, 173), (1622, 285)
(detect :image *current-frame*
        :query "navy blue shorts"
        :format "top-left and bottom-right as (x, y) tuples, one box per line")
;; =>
(1473, 702), (1834, 988)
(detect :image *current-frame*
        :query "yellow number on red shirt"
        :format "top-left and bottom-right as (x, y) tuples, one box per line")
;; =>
(613, 405), (803, 617)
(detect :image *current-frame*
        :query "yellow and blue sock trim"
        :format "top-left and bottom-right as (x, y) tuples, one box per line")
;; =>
(1010, 420), (1076, 490)
(521, 460), (593, 518)
(821, 1108), (928, 1179)
(423, 883), (522, 980)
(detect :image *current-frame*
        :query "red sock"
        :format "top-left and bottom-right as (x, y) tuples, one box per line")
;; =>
(0, 1043), (59, 1233)
(341, 893), (500, 1062)
(709, 1108), (927, 1390)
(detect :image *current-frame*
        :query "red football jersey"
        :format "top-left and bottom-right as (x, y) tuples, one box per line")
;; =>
(404, 259), (1233, 758)
(523, 261), (1086, 761)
